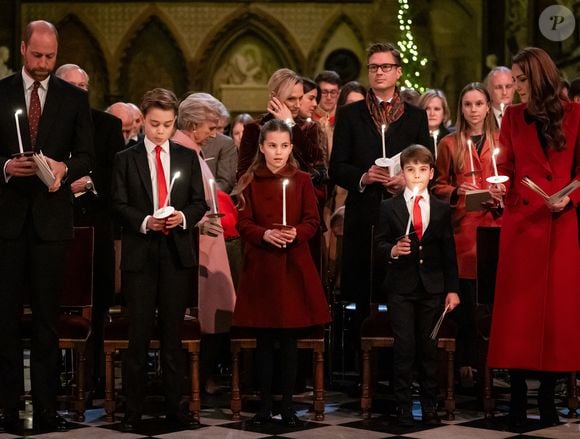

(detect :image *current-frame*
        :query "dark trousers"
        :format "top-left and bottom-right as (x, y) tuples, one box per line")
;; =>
(510, 369), (559, 420)
(0, 221), (66, 413)
(123, 234), (194, 417)
(255, 329), (299, 415)
(388, 288), (443, 409)
(449, 279), (477, 369)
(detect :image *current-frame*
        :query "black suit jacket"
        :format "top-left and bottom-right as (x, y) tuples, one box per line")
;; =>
(0, 73), (93, 240)
(201, 133), (237, 193)
(111, 140), (208, 272)
(328, 99), (430, 302)
(74, 109), (125, 218)
(375, 193), (459, 295)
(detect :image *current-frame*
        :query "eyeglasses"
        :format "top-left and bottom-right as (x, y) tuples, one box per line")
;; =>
(320, 90), (339, 97)
(367, 63), (400, 73)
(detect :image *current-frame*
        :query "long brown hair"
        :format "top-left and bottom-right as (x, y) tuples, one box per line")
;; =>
(512, 47), (566, 151)
(232, 119), (298, 209)
(452, 82), (497, 174)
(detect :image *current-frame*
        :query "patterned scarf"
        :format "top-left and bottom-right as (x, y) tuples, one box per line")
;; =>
(366, 87), (405, 134)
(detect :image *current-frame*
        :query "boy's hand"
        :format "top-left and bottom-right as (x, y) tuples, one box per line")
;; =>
(165, 211), (184, 229)
(445, 292), (460, 311)
(391, 235), (411, 257)
(147, 216), (166, 232)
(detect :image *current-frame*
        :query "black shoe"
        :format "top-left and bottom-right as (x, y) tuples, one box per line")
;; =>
(250, 412), (272, 426)
(166, 412), (200, 429)
(33, 411), (68, 432)
(422, 410), (441, 426)
(0, 410), (19, 433)
(120, 416), (139, 433)
(508, 411), (527, 430)
(281, 412), (301, 427)
(396, 408), (414, 427)
(539, 407), (560, 427)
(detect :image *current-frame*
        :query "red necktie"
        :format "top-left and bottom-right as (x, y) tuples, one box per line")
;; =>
(413, 195), (423, 241)
(155, 145), (168, 208)
(29, 81), (41, 150)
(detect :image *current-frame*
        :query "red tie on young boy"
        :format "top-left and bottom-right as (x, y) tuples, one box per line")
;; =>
(155, 145), (169, 235)
(413, 195), (423, 241)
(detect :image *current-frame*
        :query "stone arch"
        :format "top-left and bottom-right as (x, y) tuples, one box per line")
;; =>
(56, 15), (109, 109)
(192, 7), (305, 97)
(116, 14), (188, 104)
(307, 13), (366, 79)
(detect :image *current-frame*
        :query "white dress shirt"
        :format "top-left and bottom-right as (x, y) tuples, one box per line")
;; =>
(404, 186), (430, 236)
(140, 138), (186, 233)
(22, 67), (49, 112)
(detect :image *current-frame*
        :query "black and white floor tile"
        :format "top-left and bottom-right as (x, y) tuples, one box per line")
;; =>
(2, 388), (579, 438)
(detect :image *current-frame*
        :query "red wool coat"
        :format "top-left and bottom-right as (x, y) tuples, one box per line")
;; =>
(488, 102), (580, 371)
(232, 164), (331, 328)
(434, 133), (502, 279)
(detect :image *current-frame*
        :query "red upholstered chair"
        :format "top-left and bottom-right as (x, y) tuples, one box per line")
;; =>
(102, 239), (201, 422)
(229, 326), (326, 421)
(22, 226), (95, 421)
(360, 309), (457, 420)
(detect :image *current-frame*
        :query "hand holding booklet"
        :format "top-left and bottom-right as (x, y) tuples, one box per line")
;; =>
(521, 177), (580, 204)
(32, 151), (55, 187)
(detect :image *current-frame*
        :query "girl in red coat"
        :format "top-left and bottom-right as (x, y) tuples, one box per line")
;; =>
(489, 47), (580, 428)
(434, 82), (500, 381)
(233, 119), (331, 426)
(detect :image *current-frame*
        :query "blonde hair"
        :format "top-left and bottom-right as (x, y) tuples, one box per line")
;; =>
(418, 89), (452, 128)
(267, 68), (301, 103)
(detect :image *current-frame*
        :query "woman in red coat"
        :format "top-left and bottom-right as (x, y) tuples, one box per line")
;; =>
(434, 82), (500, 380)
(488, 47), (580, 428)
(233, 119), (330, 426)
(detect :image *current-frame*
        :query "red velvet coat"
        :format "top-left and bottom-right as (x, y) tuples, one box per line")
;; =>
(434, 133), (501, 279)
(232, 164), (331, 328)
(488, 102), (580, 371)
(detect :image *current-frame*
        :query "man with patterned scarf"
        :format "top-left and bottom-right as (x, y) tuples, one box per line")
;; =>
(329, 41), (430, 363)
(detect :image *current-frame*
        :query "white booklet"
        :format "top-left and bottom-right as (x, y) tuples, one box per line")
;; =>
(32, 151), (55, 187)
(521, 177), (580, 204)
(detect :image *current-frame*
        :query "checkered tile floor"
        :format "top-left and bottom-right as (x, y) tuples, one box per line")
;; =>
(2, 388), (579, 438)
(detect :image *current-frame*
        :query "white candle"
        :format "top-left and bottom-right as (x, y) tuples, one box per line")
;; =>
(499, 102), (505, 116)
(431, 131), (438, 160)
(405, 186), (419, 236)
(208, 178), (218, 214)
(14, 109), (24, 154)
(282, 179), (289, 225)
(165, 171), (181, 207)
(381, 124), (386, 158)
(467, 139), (476, 184)
(492, 148), (499, 177)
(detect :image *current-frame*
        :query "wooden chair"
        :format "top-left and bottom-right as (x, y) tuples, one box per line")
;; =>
(103, 316), (201, 422)
(230, 326), (326, 421)
(21, 226), (95, 421)
(102, 239), (201, 422)
(360, 310), (457, 420)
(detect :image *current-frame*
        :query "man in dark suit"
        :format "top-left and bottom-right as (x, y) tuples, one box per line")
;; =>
(55, 63), (125, 395)
(201, 132), (237, 193)
(0, 20), (93, 432)
(111, 88), (207, 432)
(375, 145), (459, 426)
(329, 42), (430, 326)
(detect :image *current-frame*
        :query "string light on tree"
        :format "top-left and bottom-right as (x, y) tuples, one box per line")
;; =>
(396, 0), (428, 92)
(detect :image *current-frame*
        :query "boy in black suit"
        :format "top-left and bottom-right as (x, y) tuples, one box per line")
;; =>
(111, 88), (208, 432)
(375, 144), (460, 426)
